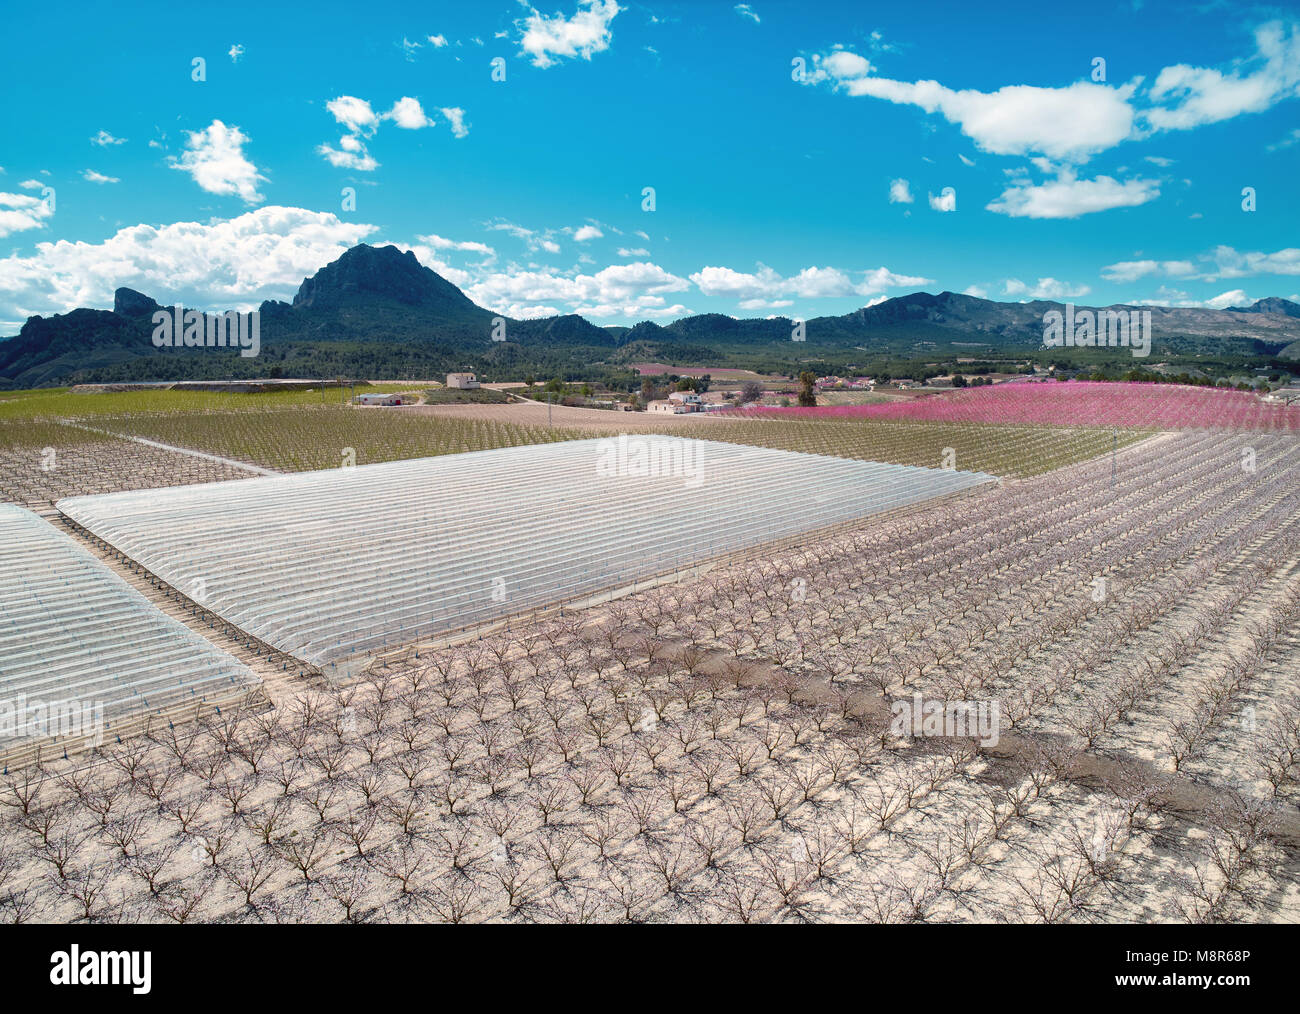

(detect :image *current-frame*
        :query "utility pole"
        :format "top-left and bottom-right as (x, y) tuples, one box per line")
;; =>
(1112, 427), (1117, 486)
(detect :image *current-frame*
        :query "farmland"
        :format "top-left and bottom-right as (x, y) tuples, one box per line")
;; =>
(0, 380), (1297, 924)
(749, 380), (1300, 432)
(1, 381), (1154, 497)
(1, 426), (1297, 922)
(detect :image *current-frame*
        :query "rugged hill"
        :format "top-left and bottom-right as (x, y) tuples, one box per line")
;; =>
(612, 291), (1300, 351)
(3, 245), (1299, 387)
(291, 244), (485, 315)
(1230, 297), (1300, 318)
(0, 245), (614, 387)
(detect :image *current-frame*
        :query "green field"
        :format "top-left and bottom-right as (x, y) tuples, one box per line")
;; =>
(421, 388), (516, 405)
(0, 383), (412, 421)
(0, 385), (1149, 480)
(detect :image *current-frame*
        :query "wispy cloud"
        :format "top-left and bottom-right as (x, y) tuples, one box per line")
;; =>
(1143, 21), (1300, 131)
(1003, 277), (1091, 300)
(440, 107), (469, 138)
(690, 263), (931, 307)
(987, 169), (1158, 219)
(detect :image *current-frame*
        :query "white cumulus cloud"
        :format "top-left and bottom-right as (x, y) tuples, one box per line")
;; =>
(0, 191), (55, 239)
(318, 95), (452, 170)
(1205, 289), (1251, 309)
(517, 0), (621, 69)
(464, 259), (687, 319)
(168, 120), (266, 204)
(326, 96), (380, 135)
(0, 206), (377, 325)
(386, 97), (435, 129)
(821, 63), (1138, 162)
(928, 188), (956, 212)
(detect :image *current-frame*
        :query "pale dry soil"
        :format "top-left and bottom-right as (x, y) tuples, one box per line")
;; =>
(1, 431), (1298, 922)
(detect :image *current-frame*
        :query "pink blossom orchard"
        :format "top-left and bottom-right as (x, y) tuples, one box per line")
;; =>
(737, 381), (1300, 432)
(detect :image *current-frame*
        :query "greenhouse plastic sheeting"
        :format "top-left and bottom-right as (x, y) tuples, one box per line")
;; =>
(0, 504), (259, 749)
(57, 437), (996, 673)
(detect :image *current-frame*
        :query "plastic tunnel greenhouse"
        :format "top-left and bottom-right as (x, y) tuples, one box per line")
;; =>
(56, 437), (997, 677)
(0, 504), (260, 754)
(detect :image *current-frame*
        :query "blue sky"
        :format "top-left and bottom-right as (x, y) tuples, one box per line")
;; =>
(1, 0), (1298, 333)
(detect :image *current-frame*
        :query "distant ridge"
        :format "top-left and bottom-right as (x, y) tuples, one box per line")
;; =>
(4, 244), (1300, 387)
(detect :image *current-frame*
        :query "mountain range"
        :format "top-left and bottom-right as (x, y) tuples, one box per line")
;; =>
(2, 243), (1298, 388)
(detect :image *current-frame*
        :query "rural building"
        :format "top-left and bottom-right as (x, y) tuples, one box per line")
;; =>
(667, 392), (704, 411)
(816, 375), (874, 391)
(647, 399), (688, 414)
(353, 393), (409, 406)
(446, 372), (480, 390)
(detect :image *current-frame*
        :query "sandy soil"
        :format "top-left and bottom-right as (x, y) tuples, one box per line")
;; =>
(399, 399), (728, 430)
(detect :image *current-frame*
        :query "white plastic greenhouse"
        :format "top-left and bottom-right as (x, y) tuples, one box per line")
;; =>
(57, 437), (996, 675)
(0, 505), (259, 755)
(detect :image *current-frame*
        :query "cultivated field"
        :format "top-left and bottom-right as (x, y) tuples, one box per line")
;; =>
(2, 409), (1298, 923)
(2, 384), (1149, 492)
